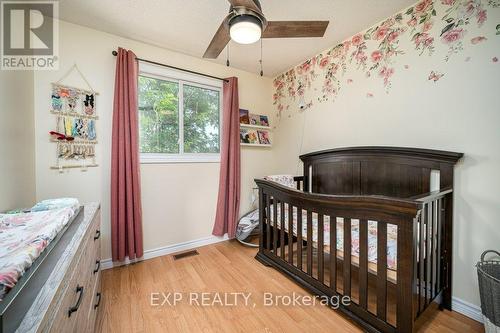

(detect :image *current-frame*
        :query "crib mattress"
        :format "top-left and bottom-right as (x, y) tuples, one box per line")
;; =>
(269, 204), (398, 282)
(0, 199), (79, 300)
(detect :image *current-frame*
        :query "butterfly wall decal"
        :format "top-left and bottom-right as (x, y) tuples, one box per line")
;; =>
(428, 71), (444, 82)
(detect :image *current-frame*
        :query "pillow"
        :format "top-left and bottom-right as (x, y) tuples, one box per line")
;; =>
(263, 175), (296, 189)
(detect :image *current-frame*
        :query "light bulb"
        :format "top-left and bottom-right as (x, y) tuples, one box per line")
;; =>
(229, 16), (262, 44)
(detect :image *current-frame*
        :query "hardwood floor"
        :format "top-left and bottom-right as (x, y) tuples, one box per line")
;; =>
(98, 240), (483, 333)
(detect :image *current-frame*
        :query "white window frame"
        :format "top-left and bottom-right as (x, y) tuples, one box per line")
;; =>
(138, 62), (223, 164)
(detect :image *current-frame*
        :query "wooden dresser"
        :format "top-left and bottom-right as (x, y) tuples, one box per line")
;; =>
(16, 203), (102, 333)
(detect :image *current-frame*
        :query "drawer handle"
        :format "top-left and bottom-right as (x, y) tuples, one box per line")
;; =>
(68, 285), (84, 317)
(93, 260), (101, 274)
(94, 292), (102, 310)
(94, 229), (101, 241)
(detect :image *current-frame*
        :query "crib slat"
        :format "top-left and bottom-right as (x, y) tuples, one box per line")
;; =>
(330, 215), (337, 291)
(307, 211), (313, 275)
(280, 202), (286, 259)
(288, 204), (294, 264)
(266, 195), (271, 251)
(359, 219), (368, 309)
(431, 201), (436, 299)
(413, 215), (419, 320)
(259, 190), (265, 251)
(419, 204), (426, 313)
(273, 199), (278, 254)
(434, 200), (439, 297)
(343, 218), (351, 297)
(397, 220), (415, 333)
(436, 199), (442, 294)
(297, 207), (303, 271)
(376, 221), (387, 321)
(427, 202), (432, 305)
(318, 214), (324, 283)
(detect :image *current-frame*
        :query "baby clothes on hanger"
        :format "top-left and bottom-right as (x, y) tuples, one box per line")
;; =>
(64, 117), (74, 137)
(87, 120), (96, 140)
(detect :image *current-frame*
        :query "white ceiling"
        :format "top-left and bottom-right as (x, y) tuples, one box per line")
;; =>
(59, 0), (416, 77)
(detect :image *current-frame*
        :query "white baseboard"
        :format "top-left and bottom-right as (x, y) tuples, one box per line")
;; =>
(101, 234), (230, 270)
(452, 297), (483, 323)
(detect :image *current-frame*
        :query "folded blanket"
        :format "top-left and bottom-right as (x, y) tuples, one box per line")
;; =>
(31, 197), (79, 212)
(0, 198), (79, 300)
(264, 175), (296, 189)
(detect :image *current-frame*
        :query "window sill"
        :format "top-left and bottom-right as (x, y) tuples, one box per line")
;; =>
(140, 153), (221, 164)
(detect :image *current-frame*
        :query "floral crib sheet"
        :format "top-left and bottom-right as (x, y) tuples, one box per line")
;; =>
(0, 198), (79, 300)
(269, 203), (398, 270)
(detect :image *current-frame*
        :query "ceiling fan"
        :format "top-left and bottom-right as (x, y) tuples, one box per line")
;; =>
(203, 0), (329, 59)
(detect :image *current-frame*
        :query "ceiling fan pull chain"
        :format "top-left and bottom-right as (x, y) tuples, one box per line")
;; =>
(259, 39), (263, 77)
(226, 43), (230, 67)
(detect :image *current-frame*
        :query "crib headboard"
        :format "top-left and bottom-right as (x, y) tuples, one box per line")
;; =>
(300, 147), (463, 198)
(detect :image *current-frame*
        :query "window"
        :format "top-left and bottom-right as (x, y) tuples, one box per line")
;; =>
(138, 62), (222, 163)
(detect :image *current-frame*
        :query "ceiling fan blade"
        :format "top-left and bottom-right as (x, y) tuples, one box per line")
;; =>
(227, 0), (262, 13)
(262, 21), (329, 38)
(203, 19), (231, 59)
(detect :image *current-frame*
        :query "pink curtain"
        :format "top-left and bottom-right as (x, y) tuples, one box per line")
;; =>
(212, 77), (240, 238)
(111, 47), (143, 262)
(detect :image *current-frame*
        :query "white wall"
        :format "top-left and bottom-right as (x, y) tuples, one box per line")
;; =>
(271, 1), (500, 308)
(33, 20), (276, 260)
(0, 70), (36, 211)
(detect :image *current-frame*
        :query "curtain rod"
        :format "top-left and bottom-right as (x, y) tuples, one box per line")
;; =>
(112, 50), (229, 83)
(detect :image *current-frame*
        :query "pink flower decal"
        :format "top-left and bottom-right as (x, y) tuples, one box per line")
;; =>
(351, 34), (363, 46)
(298, 62), (309, 74)
(371, 50), (383, 63)
(408, 18), (417, 27)
(471, 36), (487, 44)
(415, 0), (433, 14)
(423, 21), (433, 32)
(387, 31), (400, 42)
(373, 27), (389, 40)
(442, 28), (465, 44)
(342, 41), (352, 52)
(415, 33), (430, 47)
(379, 66), (395, 86)
(355, 51), (367, 63)
(476, 9), (487, 26)
(318, 56), (330, 69)
(271, 0), (497, 114)
(381, 18), (396, 28)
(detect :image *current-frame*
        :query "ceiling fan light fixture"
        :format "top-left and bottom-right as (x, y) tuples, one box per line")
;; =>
(229, 15), (262, 44)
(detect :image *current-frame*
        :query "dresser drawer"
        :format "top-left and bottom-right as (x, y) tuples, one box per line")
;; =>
(49, 242), (92, 333)
(87, 271), (102, 333)
(74, 216), (101, 332)
(48, 209), (101, 333)
(89, 210), (101, 246)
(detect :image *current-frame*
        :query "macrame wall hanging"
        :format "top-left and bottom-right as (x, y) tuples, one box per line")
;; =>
(50, 64), (99, 172)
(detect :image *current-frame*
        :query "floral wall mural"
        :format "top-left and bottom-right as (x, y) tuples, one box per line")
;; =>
(272, 0), (500, 117)
(270, 0), (500, 313)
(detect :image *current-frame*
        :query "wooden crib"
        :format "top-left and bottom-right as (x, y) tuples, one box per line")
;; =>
(255, 147), (463, 333)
